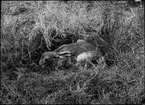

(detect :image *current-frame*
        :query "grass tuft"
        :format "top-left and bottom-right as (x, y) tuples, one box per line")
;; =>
(1, 1), (144, 104)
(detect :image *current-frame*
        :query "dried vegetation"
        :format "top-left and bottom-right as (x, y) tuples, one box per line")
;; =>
(1, 1), (144, 104)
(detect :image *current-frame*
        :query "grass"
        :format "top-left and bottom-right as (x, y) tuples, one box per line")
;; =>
(1, 1), (144, 104)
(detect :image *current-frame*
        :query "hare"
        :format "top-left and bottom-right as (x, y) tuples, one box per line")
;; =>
(39, 39), (103, 69)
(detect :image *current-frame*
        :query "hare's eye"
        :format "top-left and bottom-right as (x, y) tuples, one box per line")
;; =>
(43, 58), (48, 62)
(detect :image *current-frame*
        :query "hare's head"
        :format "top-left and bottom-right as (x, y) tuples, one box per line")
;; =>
(39, 52), (59, 67)
(39, 51), (72, 67)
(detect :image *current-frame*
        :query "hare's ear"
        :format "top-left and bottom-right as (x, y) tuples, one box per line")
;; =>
(54, 44), (67, 52)
(59, 51), (72, 57)
(59, 56), (66, 58)
(76, 39), (85, 43)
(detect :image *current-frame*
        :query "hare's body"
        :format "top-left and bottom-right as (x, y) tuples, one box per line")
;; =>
(54, 40), (96, 56)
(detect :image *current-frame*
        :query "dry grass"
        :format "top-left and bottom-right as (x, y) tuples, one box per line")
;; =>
(1, 1), (144, 104)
